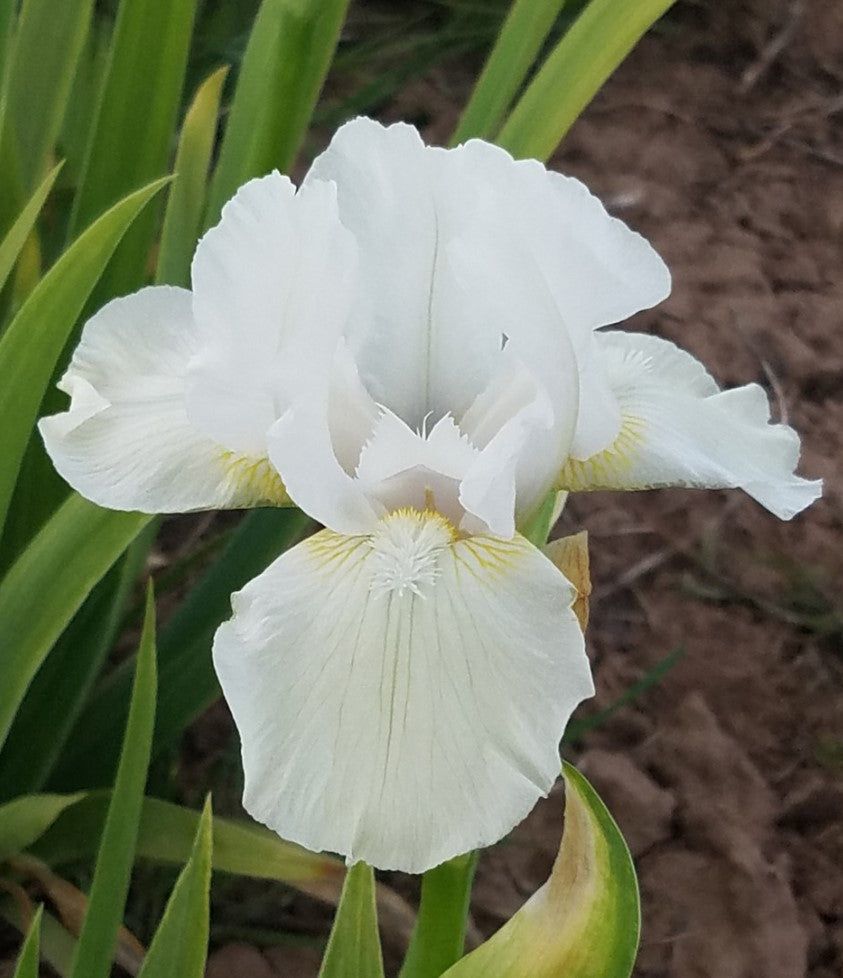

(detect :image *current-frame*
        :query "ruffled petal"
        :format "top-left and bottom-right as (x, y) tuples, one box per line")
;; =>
(443, 138), (670, 461)
(39, 287), (288, 512)
(213, 509), (594, 874)
(305, 118), (506, 427)
(557, 331), (822, 519)
(187, 173), (356, 456)
(268, 394), (382, 536)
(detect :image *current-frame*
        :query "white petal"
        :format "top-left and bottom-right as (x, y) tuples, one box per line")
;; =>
(213, 510), (594, 874)
(445, 138), (671, 460)
(39, 287), (287, 512)
(268, 395), (382, 535)
(306, 118), (504, 427)
(558, 331), (823, 519)
(187, 173), (356, 456)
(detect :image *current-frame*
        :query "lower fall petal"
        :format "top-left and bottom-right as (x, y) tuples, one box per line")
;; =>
(212, 509), (594, 874)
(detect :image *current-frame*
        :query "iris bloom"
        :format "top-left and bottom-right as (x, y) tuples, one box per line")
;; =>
(40, 118), (821, 874)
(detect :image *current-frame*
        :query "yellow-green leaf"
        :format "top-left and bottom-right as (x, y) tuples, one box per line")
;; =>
(441, 763), (639, 978)
(0, 161), (61, 295)
(319, 862), (385, 978)
(451, 0), (568, 144)
(156, 66), (229, 287)
(498, 0), (676, 161)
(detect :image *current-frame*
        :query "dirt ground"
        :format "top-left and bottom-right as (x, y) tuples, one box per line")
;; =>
(219, 2), (843, 976)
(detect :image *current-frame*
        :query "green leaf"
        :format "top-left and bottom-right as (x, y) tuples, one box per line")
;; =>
(0, 176), (169, 538)
(136, 795), (213, 978)
(69, 0), (197, 239)
(205, 0), (351, 225)
(0, 794), (84, 863)
(398, 852), (477, 978)
(11, 904), (42, 978)
(451, 0), (568, 144)
(67, 0), (198, 306)
(69, 586), (157, 978)
(54, 507), (311, 790)
(33, 793), (345, 896)
(0, 0), (93, 198)
(497, 0), (676, 161)
(156, 66), (229, 287)
(0, 522), (158, 800)
(319, 862), (385, 978)
(441, 762), (640, 978)
(0, 494), (149, 754)
(1, 901), (76, 978)
(0, 161), (62, 295)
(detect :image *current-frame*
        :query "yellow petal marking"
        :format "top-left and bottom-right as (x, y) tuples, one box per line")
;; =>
(557, 415), (647, 492)
(218, 449), (290, 506)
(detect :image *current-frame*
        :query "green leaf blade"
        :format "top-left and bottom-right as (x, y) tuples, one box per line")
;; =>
(0, 495), (149, 753)
(441, 763), (640, 978)
(136, 796), (213, 978)
(0, 0), (93, 199)
(0, 175), (168, 537)
(497, 0), (676, 161)
(0, 161), (62, 295)
(319, 862), (385, 978)
(206, 0), (350, 225)
(12, 904), (43, 978)
(451, 0), (568, 145)
(156, 66), (229, 287)
(0, 794), (84, 863)
(69, 586), (158, 978)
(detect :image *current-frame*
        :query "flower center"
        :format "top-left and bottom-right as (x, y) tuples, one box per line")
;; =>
(368, 509), (457, 598)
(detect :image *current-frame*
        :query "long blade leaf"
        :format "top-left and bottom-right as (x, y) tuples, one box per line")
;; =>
(451, 0), (568, 144)
(0, 494), (149, 753)
(69, 586), (157, 978)
(11, 905), (42, 978)
(0, 161), (62, 295)
(136, 796), (213, 978)
(0, 794), (84, 863)
(497, 0), (676, 161)
(318, 862), (385, 978)
(156, 66), (228, 287)
(205, 0), (350, 225)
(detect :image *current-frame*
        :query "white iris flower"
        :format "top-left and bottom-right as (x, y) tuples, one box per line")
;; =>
(40, 118), (821, 874)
